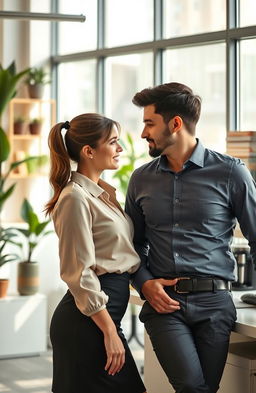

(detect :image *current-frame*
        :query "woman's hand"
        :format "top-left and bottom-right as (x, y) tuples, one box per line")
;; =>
(90, 308), (125, 375)
(104, 330), (125, 375)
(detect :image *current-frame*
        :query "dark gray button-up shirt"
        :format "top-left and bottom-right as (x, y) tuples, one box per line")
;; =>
(125, 140), (256, 293)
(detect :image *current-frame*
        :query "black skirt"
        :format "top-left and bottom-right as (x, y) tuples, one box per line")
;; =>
(50, 272), (145, 393)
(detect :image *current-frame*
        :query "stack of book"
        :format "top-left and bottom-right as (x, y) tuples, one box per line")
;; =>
(226, 131), (256, 181)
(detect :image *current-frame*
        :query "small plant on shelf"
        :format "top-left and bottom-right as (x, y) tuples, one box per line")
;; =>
(14, 116), (26, 135)
(29, 117), (43, 135)
(25, 67), (51, 99)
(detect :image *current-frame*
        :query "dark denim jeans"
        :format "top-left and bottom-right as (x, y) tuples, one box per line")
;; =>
(140, 289), (237, 393)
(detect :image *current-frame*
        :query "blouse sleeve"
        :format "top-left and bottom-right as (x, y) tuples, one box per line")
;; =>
(53, 189), (109, 316)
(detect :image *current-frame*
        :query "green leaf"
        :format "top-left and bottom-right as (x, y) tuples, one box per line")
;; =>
(35, 220), (51, 236)
(0, 127), (10, 162)
(27, 210), (39, 233)
(21, 199), (33, 223)
(9, 156), (39, 172)
(14, 228), (30, 237)
(0, 62), (30, 118)
(0, 183), (16, 211)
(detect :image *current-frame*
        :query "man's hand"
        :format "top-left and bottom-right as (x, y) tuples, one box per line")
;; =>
(142, 278), (180, 313)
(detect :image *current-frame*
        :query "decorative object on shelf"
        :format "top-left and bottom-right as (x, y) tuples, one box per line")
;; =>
(29, 117), (43, 135)
(0, 227), (20, 298)
(25, 67), (50, 99)
(15, 199), (52, 295)
(13, 116), (26, 135)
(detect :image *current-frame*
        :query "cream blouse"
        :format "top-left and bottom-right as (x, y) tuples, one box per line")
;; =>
(52, 171), (141, 316)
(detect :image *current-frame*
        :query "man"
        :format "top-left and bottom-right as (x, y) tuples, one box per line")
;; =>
(125, 82), (256, 393)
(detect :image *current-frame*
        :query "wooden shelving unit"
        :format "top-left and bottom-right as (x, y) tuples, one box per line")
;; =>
(2, 98), (56, 223)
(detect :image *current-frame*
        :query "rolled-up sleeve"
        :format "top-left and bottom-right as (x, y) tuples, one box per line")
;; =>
(53, 191), (109, 316)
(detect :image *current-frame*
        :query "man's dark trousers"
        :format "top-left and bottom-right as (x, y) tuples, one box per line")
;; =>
(140, 289), (237, 393)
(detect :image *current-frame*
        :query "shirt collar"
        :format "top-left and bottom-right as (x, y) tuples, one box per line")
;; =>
(157, 138), (205, 172)
(70, 171), (116, 198)
(187, 139), (205, 168)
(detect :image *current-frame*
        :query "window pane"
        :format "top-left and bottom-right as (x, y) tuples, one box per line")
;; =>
(240, 0), (256, 27)
(163, 0), (226, 38)
(58, 0), (97, 54)
(58, 60), (97, 121)
(105, 53), (153, 132)
(240, 39), (256, 130)
(105, 0), (153, 47)
(104, 53), (153, 198)
(163, 44), (226, 151)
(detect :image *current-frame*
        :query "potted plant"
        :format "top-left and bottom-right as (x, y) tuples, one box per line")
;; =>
(14, 116), (26, 135)
(28, 117), (43, 135)
(25, 67), (50, 99)
(15, 199), (52, 295)
(0, 227), (20, 298)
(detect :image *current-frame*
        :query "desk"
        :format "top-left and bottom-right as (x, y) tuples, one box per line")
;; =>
(129, 290), (256, 393)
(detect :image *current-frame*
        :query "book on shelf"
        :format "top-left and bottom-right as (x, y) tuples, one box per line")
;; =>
(226, 144), (256, 151)
(227, 136), (256, 142)
(228, 131), (256, 137)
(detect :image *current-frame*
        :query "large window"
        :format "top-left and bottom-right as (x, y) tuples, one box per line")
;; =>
(53, 0), (256, 151)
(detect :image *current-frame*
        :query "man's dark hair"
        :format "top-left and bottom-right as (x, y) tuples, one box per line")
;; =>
(132, 82), (201, 135)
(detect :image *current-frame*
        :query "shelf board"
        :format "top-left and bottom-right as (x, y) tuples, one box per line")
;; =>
(11, 134), (41, 140)
(10, 98), (56, 104)
(9, 173), (48, 179)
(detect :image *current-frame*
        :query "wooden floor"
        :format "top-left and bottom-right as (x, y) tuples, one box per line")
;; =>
(0, 305), (144, 393)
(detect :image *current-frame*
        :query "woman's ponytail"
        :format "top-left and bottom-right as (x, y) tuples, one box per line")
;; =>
(45, 122), (71, 215)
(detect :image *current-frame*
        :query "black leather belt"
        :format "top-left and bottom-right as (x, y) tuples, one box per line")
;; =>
(173, 277), (231, 294)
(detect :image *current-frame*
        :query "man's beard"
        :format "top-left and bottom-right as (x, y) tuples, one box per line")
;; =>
(147, 126), (174, 157)
(148, 145), (164, 157)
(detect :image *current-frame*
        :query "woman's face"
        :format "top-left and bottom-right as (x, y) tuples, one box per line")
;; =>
(92, 125), (123, 171)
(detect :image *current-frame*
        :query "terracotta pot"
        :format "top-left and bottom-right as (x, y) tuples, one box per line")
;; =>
(17, 261), (39, 296)
(27, 84), (44, 99)
(29, 123), (42, 135)
(14, 122), (26, 135)
(0, 279), (9, 298)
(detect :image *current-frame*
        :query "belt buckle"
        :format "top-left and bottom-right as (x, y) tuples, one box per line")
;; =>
(174, 277), (191, 294)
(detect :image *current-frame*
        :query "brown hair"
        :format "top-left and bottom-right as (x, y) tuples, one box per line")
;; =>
(132, 82), (201, 135)
(45, 113), (120, 215)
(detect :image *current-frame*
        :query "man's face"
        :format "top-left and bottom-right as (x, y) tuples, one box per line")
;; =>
(142, 104), (175, 157)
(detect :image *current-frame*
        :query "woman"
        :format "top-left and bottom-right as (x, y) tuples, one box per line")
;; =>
(45, 113), (146, 393)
